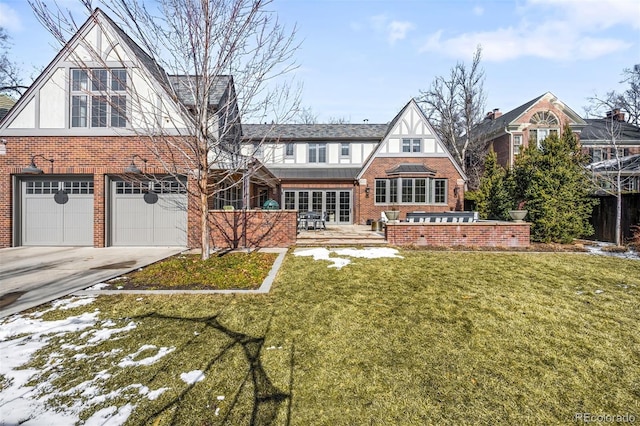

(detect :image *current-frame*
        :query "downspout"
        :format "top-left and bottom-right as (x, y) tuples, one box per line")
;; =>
(504, 126), (514, 168)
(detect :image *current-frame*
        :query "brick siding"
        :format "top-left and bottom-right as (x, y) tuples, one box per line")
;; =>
(385, 222), (530, 248)
(357, 157), (465, 225)
(0, 135), (199, 248)
(208, 210), (297, 249)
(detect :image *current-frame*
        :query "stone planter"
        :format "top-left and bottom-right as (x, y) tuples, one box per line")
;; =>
(384, 210), (400, 222)
(508, 210), (528, 223)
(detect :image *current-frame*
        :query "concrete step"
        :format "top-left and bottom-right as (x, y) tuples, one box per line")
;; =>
(296, 237), (388, 246)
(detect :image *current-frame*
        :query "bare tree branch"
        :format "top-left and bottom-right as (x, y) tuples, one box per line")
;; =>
(418, 46), (486, 189)
(30, 0), (300, 259)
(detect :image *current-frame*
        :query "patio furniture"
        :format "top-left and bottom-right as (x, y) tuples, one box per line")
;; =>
(298, 212), (326, 231)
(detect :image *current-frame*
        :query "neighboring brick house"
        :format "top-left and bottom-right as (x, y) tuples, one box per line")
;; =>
(473, 92), (587, 168)
(242, 99), (467, 225)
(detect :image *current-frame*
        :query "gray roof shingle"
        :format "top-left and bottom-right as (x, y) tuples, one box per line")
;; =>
(581, 119), (640, 142)
(100, 9), (229, 109)
(267, 166), (362, 180)
(241, 123), (389, 141)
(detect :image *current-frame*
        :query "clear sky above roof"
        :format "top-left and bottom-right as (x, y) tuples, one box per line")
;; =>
(1, 0), (639, 123)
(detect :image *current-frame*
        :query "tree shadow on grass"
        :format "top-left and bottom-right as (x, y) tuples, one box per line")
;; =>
(130, 312), (292, 425)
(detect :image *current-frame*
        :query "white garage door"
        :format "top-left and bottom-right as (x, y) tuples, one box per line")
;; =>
(21, 178), (94, 246)
(111, 178), (187, 246)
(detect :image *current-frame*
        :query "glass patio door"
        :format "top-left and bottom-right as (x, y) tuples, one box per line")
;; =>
(283, 189), (352, 224)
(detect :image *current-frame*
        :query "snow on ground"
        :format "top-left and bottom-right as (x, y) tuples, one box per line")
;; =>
(180, 370), (206, 385)
(293, 247), (403, 269)
(0, 296), (173, 426)
(586, 242), (639, 260)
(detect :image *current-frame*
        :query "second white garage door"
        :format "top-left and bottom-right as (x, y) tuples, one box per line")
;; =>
(111, 178), (187, 246)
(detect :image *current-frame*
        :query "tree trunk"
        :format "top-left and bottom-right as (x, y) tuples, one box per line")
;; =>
(615, 171), (622, 246)
(200, 178), (210, 260)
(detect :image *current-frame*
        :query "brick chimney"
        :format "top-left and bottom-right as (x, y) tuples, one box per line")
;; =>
(484, 108), (502, 120)
(606, 108), (625, 122)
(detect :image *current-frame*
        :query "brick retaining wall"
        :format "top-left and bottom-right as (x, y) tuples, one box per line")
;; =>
(209, 210), (297, 249)
(385, 221), (530, 248)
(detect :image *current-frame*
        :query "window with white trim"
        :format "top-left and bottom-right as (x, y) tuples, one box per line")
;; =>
(513, 135), (522, 155)
(529, 111), (559, 148)
(285, 143), (294, 157)
(402, 138), (422, 153)
(70, 68), (127, 128)
(308, 143), (326, 163)
(374, 178), (447, 204)
(341, 143), (350, 157)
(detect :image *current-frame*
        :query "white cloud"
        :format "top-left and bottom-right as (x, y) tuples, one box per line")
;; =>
(387, 20), (415, 44)
(368, 14), (415, 45)
(473, 5), (484, 16)
(0, 2), (22, 32)
(419, 0), (638, 61)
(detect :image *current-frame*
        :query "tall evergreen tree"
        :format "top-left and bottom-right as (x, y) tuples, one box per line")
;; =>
(475, 150), (512, 220)
(511, 127), (597, 243)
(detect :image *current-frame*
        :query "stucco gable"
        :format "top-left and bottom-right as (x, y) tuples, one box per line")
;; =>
(0, 8), (185, 133)
(357, 99), (466, 181)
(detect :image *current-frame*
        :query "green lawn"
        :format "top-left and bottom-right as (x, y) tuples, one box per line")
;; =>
(7, 250), (640, 425)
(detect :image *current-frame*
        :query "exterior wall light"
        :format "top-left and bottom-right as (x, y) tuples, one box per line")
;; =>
(124, 154), (148, 174)
(22, 154), (54, 174)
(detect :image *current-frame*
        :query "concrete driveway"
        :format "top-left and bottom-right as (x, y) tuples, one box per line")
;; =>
(0, 246), (185, 318)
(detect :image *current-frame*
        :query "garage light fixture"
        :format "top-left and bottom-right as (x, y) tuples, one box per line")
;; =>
(124, 154), (148, 174)
(22, 154), (54, 174)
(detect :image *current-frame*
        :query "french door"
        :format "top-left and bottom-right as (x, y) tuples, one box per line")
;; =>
(283, 190), (351, 224)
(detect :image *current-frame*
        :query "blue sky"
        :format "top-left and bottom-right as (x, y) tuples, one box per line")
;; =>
(1, 0), (639, 123)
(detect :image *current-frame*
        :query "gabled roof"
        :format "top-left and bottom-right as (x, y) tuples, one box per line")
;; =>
(473, 92), (587, 142)
(241, 123), (389, 141)
(356, 98), (467, 181)
(581, 119), (640, 142)
(0, 8), (229, 129)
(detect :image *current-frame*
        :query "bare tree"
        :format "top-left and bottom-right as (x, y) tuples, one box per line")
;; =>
(584, 106), (637, 246)
(585, 65), (640, 126)
(0, 27), (28, 96)
(294, 106), (318, 124)
(30, 0), (300, 259)
(618, 64), (640, 126)
(418, 46), (486, 189)
(327, 116), (351, 124)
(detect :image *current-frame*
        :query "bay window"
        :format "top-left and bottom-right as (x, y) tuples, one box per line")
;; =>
(375, 178), (447, 205)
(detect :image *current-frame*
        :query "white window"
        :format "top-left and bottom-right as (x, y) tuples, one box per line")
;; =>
(341, 143), (350, 157)
(375, 178), (446, 205)
(285, 143), (294, 157)
(529, 111), (559, 148)
(70, 68), (127, 128)
(513, 135), (522, 155)
(308, 143), (326, 163)
(402, 138), (422, 153)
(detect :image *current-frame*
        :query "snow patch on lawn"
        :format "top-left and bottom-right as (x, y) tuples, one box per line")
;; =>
(181, 370), (206, 384)
(118, 344), (176, 368)
(0, 297), (167, 426)
(294, 247), (403, 269)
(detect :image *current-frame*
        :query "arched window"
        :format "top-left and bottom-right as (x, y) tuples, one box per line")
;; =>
(529, 111), (559, 147)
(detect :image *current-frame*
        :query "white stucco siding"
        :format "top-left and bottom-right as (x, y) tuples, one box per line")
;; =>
(424, 138), (436, 153)
(105, 43), (130, 62)
(328, 143), (339, 163)
(386, 138), (400, 153)
(39, 68), (66, 129)
(8, 98), (36, 129)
